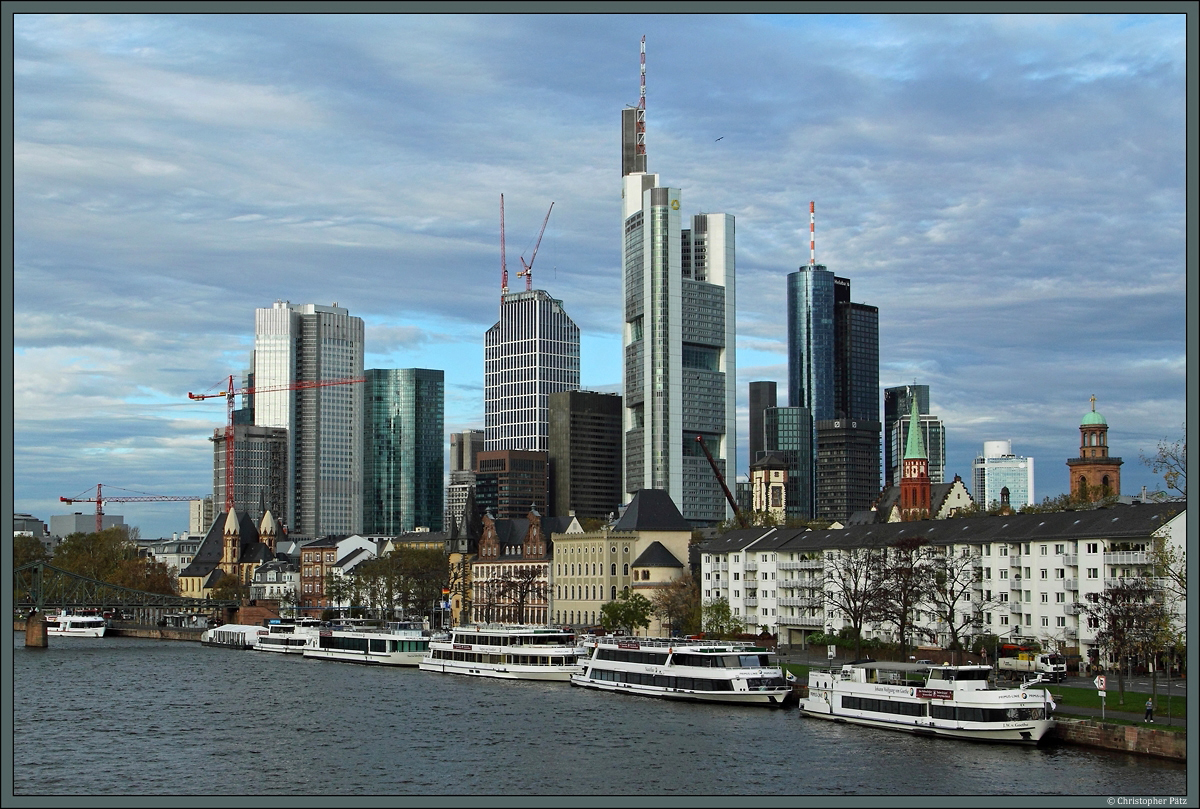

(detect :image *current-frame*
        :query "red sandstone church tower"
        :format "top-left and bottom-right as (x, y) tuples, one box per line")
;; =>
(1066, 395), (1122, 501)
(899, 395), (931, 520)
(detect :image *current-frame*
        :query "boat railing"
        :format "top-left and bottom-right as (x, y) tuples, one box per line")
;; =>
(592, 637), (769, 651)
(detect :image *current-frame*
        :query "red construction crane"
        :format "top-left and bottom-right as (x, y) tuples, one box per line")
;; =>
(188, 374), (365, 511)
(60, 484), (202, 534)
(694, 434), (748, 529)
(516, 202), (554, 291)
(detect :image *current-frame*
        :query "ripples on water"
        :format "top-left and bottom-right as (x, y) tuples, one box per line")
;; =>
(13, 635), (1188, 796)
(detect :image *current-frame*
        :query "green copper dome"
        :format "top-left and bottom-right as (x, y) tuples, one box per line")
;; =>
(1081, 410), (1107, 426)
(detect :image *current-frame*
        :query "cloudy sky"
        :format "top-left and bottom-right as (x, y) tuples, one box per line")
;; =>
(11, 13), (1189, 538)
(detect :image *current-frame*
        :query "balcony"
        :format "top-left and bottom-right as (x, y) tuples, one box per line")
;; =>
(1062, 554), (1078, 567)
(1009, 602), (1024, 613)
(779, 596), (824, 608)
(716, 561), (728, 571)
(744, 561), (758, 573)
(1104, 577), (1168, 592)
(1064, 603), (1083, 615)
(1104, 551), (1149, 565)
(743, 596), (758, 608)
(1064, 579), (1079, 591)
(779, 558), (825, 571)
(777, 614), (825, 628)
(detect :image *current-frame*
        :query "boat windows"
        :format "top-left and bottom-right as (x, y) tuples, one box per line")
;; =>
(930, 705), (1046, 722)
(840, 696), (926, 717)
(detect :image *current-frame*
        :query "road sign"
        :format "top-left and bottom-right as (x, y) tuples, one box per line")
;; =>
(1094, 675), (1107, 690)
(827, 645), (836, 659)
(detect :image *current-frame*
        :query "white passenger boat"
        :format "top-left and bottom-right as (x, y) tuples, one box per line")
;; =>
(800, 661), (1056, 744)
(254, 618), (322, 655)
(201, 623), (267, 649)
(570, 636), (793, 706)
(302, 620), (431, 667)
(44, 611), (107, 638)
(419, 624), (584, 681)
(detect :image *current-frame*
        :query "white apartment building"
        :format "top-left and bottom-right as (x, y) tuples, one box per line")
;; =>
(700, 503), (1185, 664)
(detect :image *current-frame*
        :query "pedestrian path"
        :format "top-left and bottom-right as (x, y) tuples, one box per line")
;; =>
(1052, 702), (1186, 728)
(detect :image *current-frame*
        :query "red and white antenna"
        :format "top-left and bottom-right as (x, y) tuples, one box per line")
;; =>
(636, 35), (646, 158)
(500, 193), (508, 302)
(809, 201), (816, 266)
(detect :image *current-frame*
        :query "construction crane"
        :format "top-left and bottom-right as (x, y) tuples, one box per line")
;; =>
(188, 374), (365, 511)
(60, 484), (203, 535)
(516, 202), (554, 292)
(694, 434), (748, 529)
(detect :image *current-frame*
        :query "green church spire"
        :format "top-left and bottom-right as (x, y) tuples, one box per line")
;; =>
(903, 393), (927, 460)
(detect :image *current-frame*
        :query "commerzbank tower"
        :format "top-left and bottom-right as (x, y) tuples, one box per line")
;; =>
(620, 37), (736, 525)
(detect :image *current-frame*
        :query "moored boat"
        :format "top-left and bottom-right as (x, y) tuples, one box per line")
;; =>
(302, 620), (431, 667)
(254, 618), (322, 654)
(419, 624), (583, 680)
(44, 611), (107, 638)
(570, 636), (793, 706)
(800, 661), (1056, 744)
(201, 623), (267, 649)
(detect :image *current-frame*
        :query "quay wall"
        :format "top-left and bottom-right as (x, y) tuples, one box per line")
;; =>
(14, 621), (204, 641)
(1050, 718), (1185, 761)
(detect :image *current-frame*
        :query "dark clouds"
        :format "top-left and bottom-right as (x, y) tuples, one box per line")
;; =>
(12, 14), (1187, 536)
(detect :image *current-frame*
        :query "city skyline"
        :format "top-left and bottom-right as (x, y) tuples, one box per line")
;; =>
(12, 14), (1189, 537)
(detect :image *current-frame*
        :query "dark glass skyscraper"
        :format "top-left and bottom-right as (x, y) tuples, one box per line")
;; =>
(786, 264), (880, 522)
(748, 381), (777, 465)
(363, 368), (445, 533)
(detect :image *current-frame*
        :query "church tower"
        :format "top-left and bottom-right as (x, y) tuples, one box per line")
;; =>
(898, 394), (931, 520)
(1067, 395), (1122, 501)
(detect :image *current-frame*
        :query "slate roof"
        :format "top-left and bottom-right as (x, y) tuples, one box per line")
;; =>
(853, 480), (970, 525)
(177, 509), (269, 579)
(613, 489), (691, 532)
(700, 502), (1183, 555)
(631, 541), (685, 568)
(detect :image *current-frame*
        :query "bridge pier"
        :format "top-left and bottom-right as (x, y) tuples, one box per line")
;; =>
(25, 611), (47, 647)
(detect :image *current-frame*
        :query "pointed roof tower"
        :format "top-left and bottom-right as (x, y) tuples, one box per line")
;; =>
(903, 393), (927, 460)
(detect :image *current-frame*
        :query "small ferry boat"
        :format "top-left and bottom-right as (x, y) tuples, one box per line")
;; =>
(201, 623), (267, 649)
(44, 611), (107, 638)
(570, 636), (793, 706)
(302, 620), (431, 667)
(419, 624), (584, 681)
(800, 661), (1056, 744)
(254, 618), (322, 655)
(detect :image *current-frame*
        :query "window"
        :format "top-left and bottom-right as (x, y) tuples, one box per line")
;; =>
(623, 564), (629, 575)
(1000, 546), (1008, 557)
(1086, 543), (1098, 554)
(984, 568), (991, 579)
(1041, 616), (1049, 626)
(1000, 616), (1009, 626)
(705, 572), (710, 580)
(734, 590), (740, 598)
(1055, 544), (1065, 555)
(1040, 545), (1048, 556)
(733, 555), (739, 562)
(1056, 593), (1066, 603)
(1087, 568), (1098, 579)
(733, 572), (740, 580)
(1000, 570), (1008, 580)
(1055, 569), (1065, 579)
(982, 544), (990, 556)
(1057, 616), (1066, 627)
(611, 564), (616, 576)
(1041, 593), (1048, 603)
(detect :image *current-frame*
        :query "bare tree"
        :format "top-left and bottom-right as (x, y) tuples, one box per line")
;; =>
(1082, 576), (1170, 706)
(446, 554), (473, 627)
(1141, 422), (1186, 500)
(496, 565), (547, 624)
(877, 538), (934, 662)
(924, 547), (995, 656)
(823, 547), (887, 659)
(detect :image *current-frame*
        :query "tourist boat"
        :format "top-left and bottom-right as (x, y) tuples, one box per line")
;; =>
(254, 618), (322, 655)
(800, 661), (1056, 744)
(201, 623), (267, 649)
(302, 620), (431, 667)
(570, 636), (793, 706)
(44, 611), (107, 638)
(419, 624), (584, 680)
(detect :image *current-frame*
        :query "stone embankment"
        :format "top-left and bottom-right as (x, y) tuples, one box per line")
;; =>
(1049, 718), (1185, 760)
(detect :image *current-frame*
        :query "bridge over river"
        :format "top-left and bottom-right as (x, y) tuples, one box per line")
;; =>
(13, 561), (238, 646)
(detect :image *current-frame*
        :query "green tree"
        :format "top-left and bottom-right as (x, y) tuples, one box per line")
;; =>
(211, 571), (249, 602)
(323, 571), (353, 617)
(13, 535), (49, 569)
(52, 527), (177, 595)
(600, 589), (652, 635)
(701, 596), (743, 638)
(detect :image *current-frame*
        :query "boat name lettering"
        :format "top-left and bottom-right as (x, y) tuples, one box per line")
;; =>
(915, 688), (954, 700)
(872, 685), (912, 696)
(319, 630), (332, 637)
(453, 644), (472, 650)
(617, 642), (641, 650)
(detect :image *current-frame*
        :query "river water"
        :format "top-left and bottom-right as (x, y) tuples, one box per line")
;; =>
(11, 634), (1189, 798)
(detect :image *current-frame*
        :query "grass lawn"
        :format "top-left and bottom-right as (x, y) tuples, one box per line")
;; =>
(1051, 685), (1186, 719)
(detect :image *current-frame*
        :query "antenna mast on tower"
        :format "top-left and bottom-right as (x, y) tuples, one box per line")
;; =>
(500, 193), (508, 302)
(809, 201), (816, 266)
(636, 35), (646, 159)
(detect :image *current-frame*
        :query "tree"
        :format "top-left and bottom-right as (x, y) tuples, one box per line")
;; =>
(877, 538), (934, 663)
(446, 554), (473, 628)
(13, 535), (49, 569)
(323, 571), (353, 618)
(52, 527), (177, 595)
(651, 574), (701, 636)
(924, 547), (994, 656)
(1141, 422), (1186, 500)
(701, 596), (743, 638)
(601, 589), (652, 635)
(211, 571), (249, 602)
(1082, 576), (1170, 706)
(823, 547), (888, 659)
(495, 565), (547, 624)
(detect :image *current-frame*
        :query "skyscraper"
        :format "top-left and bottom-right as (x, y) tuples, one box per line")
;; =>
(748, 381), (777, 464)
(786, 208), (880, 522)
(212, 424), (288, 525)
(253, 301), (365, 536)
(884, 385), (946, 487)
(484, 289), (580, 452)
(548, 390), (622, 520)
(620, 40), (736, 524)
(363, 368), (445, 534)
(446, 429), (484, 531)
(974, 440), (1036, 510)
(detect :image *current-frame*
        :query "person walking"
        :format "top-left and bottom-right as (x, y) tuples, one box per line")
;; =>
(1145, 697), (1154, 723)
